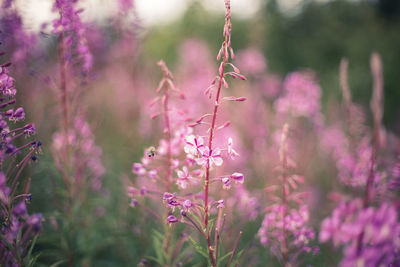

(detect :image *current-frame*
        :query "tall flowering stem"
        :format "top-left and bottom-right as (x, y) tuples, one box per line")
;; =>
(156, 60), (175, 257)
(50, 2), (105, 265)
(0, 44), (42, 267)
(58, 32), (69, 139)
(364, 52), (383, 208)
(205, 0), (228, 228)
(130, 61), (188, 265)
(130, 2), (246, 265)
(158, 60), (173, 193)
(320, 53), (400, 266)
(357, 52), (383, 254)
(280, 124), (289, 266)
(258, 124), (318, 265)
(203, 1), (245, 265)
(339, 58), (355, 150)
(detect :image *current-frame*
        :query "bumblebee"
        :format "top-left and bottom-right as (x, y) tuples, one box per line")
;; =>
(146, 146), (156, 158)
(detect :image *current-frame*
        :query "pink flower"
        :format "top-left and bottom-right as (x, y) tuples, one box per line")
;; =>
(127, 186), (138, 198)
(176, 166), (191, 189)
(129, 199), (138, 208)
(163, 192), (175, 201)
(235, 48), (267, 76)
(184, 135), (205, 156)
(167, 215), (179, 224)
(217, 199), (225, 208)
(231, 172), (244, 184)
(182, 199), (193, 211)
(227, 137), (239, 159)
(132, 163), (146, 176)
(148, 170), (157, 179)
(222, 177), (231, 189)
(196, 147), (223, 167)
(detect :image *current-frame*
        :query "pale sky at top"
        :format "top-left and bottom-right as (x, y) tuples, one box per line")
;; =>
(7, 0), (339, 32)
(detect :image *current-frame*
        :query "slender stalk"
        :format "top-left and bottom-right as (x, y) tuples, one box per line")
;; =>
(203, 2), (234, 266)
(163, 78), (172, 194)
(214, 208), (223, 264)
(157, 61), (174, 265)
(280, 124), (289, 267)
(202, 25), (229, 267)
(356, 52), (383, 256)
(58, 31), (72, 198)
(58, 24), (74, 267)
(226, 231), (242, 267)
(58, 32), (69, 142)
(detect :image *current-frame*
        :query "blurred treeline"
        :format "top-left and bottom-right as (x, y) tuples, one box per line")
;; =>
(144, 0), (400, 132)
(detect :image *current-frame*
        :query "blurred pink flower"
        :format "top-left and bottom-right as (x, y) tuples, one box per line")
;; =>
(235, 48), (267, 76)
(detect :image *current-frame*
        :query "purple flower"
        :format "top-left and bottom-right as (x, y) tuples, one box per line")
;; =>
(130, 199), (138, 208)
(23, 123), (35, 136)
(320, 199), (400, 266)
(12, 201), (27, 217)
(13, 107), (25, 121)
(222, 177), (231, 189)
(231, 172), (244, 184)
(132, 163), (146, 175)
(163, 192), (175, 201)
(167, 215), (179, 224)
(0, 43), (40, 266)
(52, 0), (93, 74)
(182, 199), (193, 212)
(27, 213), (42, 233)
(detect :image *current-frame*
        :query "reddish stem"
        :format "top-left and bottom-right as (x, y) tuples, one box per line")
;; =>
(58, 32), (69, 140)
(281, 141), (289, 267)
(204, 34), (228, 267)
(163, 81), (172, 193)
(357, 111), (380, 255)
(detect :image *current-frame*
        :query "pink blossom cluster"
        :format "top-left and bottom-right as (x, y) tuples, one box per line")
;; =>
(275, 72), (323, 126)
(320, 199), (400, 266)
(52, 116), (105, 193)
(52, 0), (93, 74)
(320, 126), (375, 187)
(257, 124), (318, 265)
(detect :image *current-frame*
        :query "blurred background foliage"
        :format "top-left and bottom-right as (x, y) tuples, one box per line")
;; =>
(145, 0), (400, 132)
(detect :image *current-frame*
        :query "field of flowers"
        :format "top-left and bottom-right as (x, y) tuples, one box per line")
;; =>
(1, 0), (400, 266)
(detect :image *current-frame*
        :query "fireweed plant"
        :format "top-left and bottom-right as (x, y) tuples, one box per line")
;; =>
(42, 0), (105, 264)
(257, 124), (318, 266)
(129, 1), (246, 266)
(51, 0), (103, 207)
(0, 0), (38, 68)
(319, 53), (400, 266)
(129, 60), (190, 266)
(0, 44), (42, 266)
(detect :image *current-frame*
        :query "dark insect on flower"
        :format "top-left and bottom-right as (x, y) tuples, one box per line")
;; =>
(146, 146), (156, 158)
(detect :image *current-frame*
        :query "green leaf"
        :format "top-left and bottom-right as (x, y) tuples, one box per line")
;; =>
(146, 255), (164, 265)
(151, 230), (166, 264)
(49, 259), (67, 267)
(230, 249), (244, 266)
(27, 253), (41, 267)
(26, 235), (38, 261)
(218, 251), (232, 265)
(188, 236), (209, 260)
(190, 212), (205, 232)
